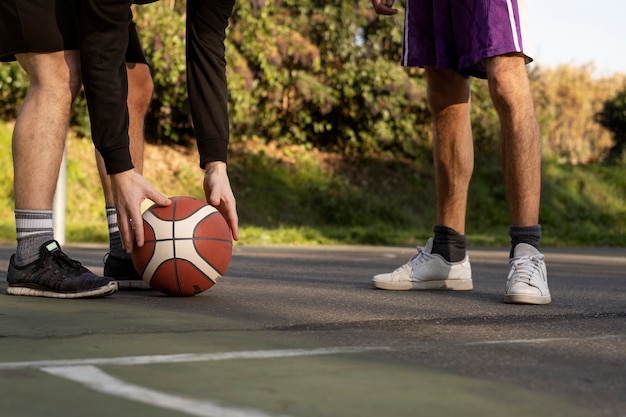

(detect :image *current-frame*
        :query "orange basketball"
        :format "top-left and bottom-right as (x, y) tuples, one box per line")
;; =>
(131, 196), (232, 296)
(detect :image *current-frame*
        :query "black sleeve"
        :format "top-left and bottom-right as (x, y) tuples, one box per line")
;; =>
(80, 0), (134, 175)
(186, 0), (235, 168)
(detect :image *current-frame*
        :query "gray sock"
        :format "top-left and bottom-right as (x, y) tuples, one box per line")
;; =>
(432, 225), (468, 263)
(106, 205), (129, 259)
(509, 224), (542, 258)
(14, 209), (54, 266)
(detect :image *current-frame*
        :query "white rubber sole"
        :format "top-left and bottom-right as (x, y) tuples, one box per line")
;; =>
(503, 293), (551, 305)
(371, 279), (473, 291)
(6, 281), (118, 299)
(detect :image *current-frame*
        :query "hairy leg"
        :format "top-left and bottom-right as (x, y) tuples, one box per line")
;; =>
(485, 54), (541, 226)
(425, 67), (474, 234)
(13, 51), (82, 210)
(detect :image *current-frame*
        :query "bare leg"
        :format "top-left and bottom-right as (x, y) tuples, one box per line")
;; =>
(370, 67), (475, 291)
(425, 67), (474, 235)
(13, 51), (82, 210)
(485, 54), (541, 226)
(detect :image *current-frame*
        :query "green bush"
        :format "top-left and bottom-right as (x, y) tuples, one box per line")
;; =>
(134, 4), (192, 142)
(0, 61), (27, 120)
(596, 86), (626, 163)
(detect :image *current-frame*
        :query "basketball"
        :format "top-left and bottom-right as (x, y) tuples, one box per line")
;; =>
(131, 196), (233, 296)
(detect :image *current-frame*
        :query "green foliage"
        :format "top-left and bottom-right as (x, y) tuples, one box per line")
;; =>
(0, 61), (28, 121)
(0, 56), (91, 137)
(0, 122), (15, 241)
(0, 125), (625, 247)
(596, 85), (626, 163)
(134, 4), (191, 142)
(531, 65), (626, 164)
(470, 79), (500, 157)
(230, 145), (433, 242)
(540, 160), (626, 245)
(226, 0), (432, 157)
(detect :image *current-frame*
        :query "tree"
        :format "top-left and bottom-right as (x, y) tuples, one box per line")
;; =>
(226, 0), (432, 157)
(595, 86), (626, 163)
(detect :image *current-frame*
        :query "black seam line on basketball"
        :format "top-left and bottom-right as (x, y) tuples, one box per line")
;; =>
(152, 257), (225, 277)
(144, 238), (232, 243)
(168, 220), (183, 295)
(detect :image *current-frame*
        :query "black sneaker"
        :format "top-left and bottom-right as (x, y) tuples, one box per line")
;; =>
(7, 240), (118, 298)
(103, 253), (150, 290)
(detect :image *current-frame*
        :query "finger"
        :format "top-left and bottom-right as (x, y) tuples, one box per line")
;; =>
(118, 213), (134, 253)
(151, 192), (172, 207)
(209, 188), (239, 241)
(228, 213), (240, 241)
(132, 214), (144, 249)
(123, 206), (143, 252)
(221, 203), (239, 241)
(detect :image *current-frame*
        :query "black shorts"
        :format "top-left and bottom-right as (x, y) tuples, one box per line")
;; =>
(0, 0), (147, 64)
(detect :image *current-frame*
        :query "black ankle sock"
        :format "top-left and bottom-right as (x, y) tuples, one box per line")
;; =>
(509, 225), (542, 258)
(432, 225), (467, 263)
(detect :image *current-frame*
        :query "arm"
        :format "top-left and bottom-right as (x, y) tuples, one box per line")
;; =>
(80, 0), (134, 175)
(80, 0), (170, 252)
(187, 0), (239, 240)
(203, 161), (239, 241)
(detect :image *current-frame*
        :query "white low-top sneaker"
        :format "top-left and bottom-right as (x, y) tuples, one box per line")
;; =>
(504, 243), (551, 305)
(371, 238), (472, 291)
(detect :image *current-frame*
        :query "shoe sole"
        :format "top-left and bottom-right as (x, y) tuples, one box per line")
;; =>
(116, 279), (152, 290)
(503, 294), (551, 305)
(371, 279), (473, 291)
(6, 281), (118, 299)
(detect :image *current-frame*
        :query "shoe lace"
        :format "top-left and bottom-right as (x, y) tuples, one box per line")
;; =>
(47, 249), (84, 271)
(509, 254), (545, 285)
(408, 244), (435, 266)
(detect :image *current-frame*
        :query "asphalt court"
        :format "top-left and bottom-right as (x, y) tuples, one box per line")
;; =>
(0, 243), (624, 417)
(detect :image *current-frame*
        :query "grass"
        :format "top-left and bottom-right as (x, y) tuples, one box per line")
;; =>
(1, 121), (626, 248)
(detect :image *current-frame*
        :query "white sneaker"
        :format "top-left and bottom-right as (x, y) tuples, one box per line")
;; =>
(504, 243), (551, 305)
(371, 238), (472, 291)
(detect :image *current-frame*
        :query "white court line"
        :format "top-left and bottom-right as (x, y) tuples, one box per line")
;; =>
(463, 334), (625, 346)
(8, 347), (387, 417)
(41, 365), (291, 417)
(0, 346), (388, 370)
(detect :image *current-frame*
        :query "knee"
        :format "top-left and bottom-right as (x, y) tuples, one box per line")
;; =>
(485, 55), (531, 110)
(20, 52), (82, 106)
(425, 67), (471, 115)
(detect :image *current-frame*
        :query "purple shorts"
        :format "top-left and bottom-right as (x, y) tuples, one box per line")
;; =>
(402, 0), (532, 78)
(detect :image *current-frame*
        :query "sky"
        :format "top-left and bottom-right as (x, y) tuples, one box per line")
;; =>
(525, 1), (626, 76)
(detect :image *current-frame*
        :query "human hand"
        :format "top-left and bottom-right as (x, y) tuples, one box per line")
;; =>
(203, 161), (239, 241)
(110, 169), (171, 252)
(371, 0), (399, 15)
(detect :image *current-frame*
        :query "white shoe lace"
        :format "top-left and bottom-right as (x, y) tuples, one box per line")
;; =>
(508, 254), (545, 287)
(388, 245), (434, 278)
(409, 244), (435, 267)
